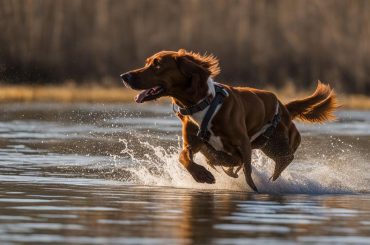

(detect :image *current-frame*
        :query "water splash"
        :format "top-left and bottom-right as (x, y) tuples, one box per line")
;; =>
(112, 137), (368, 194)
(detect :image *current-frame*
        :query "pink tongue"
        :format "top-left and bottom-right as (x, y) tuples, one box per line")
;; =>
(134, 86), (163, 103)
(135, 89), (150, 103)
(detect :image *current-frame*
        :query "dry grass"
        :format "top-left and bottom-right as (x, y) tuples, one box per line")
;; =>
(1, 84), (370, 109)
(0, 85), (137, 103)
(335, 95), (370, 110)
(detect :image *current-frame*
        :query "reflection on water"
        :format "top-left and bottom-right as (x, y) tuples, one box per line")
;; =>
(0, 102), (369, 244)
(1, 182), (370, 245)
(1, 183), (370, 244)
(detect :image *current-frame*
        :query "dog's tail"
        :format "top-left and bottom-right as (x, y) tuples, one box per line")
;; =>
(285, 81), (339, 123)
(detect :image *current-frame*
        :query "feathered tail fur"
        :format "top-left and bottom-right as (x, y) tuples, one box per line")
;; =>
(285, 81), (339, 123)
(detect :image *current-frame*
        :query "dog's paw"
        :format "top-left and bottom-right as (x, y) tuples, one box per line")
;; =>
(222, 166), (242, 178)
(188, 164), (215, 184)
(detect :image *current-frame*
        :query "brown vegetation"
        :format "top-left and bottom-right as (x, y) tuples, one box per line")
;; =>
(0, 0), (370, 94)
(1, 84), (370, 110)
(0, 84), (137, 103)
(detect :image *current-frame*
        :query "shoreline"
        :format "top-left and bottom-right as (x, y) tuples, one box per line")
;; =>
(0, 85), (137, 103)
(0, 85), (369, 110)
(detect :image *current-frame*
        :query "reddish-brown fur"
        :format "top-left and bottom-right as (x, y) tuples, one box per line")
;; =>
(121, 49), (339, 192)
(286, 81), (338, 123)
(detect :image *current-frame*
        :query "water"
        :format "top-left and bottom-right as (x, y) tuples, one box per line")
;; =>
(0, 102), (369, 244)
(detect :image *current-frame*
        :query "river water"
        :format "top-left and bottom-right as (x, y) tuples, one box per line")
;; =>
(0, 102), (369, 244)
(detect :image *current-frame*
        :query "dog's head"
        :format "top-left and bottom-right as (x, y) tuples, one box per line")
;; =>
(121, 49), (220, 105)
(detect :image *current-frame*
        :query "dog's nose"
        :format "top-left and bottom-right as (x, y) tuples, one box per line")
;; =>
(120, 72), (133, 82)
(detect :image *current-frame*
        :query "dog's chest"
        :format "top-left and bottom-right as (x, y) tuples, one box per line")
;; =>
(188, 104), (224, 152)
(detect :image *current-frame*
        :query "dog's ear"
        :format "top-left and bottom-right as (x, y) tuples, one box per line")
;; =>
(177, 56), (210, 98)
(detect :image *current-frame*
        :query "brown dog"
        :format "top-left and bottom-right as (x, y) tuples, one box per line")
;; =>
(121, 49), (338, 192)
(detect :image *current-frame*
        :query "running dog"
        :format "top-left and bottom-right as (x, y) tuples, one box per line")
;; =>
(121, 49), (338, 192)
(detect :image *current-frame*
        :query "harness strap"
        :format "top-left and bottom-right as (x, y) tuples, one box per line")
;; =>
(250, 103), (281, 143)
(197, 85), (228, 141)
(175, 84), (228, 141)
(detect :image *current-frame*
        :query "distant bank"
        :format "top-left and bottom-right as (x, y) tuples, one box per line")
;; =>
(0, 84), (369, 110)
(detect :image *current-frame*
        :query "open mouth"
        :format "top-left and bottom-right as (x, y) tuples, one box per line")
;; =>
(135, 86), (165, 103)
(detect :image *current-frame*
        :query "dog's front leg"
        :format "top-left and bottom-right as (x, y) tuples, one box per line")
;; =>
(179, 145), (215, 184)
(178, 118), (215, 184)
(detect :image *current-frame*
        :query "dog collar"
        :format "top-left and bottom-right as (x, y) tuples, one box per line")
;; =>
(177, 94), (213, 116)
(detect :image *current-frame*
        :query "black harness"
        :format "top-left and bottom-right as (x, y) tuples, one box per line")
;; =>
(176, 84), (228, 141)
(175, 84), (280, 145)
(251, 108), (281, 148)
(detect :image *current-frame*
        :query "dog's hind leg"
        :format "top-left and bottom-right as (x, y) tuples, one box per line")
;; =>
(239, 140), (258, 192)
(243, 160), (258, 192)
(269, 154), (294, 181)
(261, 122), (301, 181)
(221, 165), (243, 178)
(199, 143), (243, 178)
(202, 136), (258, 191)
